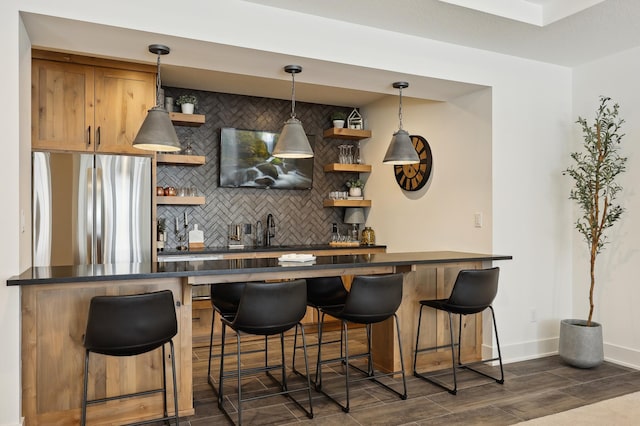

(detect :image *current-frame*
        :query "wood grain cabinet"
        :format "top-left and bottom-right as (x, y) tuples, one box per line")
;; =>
(31, 51), (155, 154)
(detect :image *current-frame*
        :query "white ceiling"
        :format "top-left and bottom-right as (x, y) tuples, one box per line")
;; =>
(22, 0), (640, 107)
(247, 0), (640, 66)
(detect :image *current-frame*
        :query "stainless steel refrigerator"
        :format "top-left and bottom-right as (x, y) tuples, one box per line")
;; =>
(32, 152), (151, 267)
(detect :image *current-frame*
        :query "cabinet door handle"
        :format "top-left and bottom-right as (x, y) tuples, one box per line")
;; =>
(87, 126), (91, 146)
(96, 127), (101, 146)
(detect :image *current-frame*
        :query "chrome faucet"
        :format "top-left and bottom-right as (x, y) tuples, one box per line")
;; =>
(265, 214), (276, 246)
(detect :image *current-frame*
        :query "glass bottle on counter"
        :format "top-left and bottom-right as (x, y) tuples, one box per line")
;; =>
(361, 226), (375, 246)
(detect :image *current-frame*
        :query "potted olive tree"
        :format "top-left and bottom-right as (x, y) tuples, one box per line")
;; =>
(560, 96), (627, 368)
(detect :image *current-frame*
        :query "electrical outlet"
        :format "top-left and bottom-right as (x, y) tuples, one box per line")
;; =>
(530, 308), (537, 323)
(474, 212), (483, 228)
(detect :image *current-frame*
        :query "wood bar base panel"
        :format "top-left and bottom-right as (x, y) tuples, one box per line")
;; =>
(21, 278), (194, 426)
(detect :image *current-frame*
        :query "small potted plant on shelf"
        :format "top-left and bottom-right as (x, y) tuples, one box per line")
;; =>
(346, 178), (364, 197)
(331, 111), (347, 129)
(176, 94), (198, 114)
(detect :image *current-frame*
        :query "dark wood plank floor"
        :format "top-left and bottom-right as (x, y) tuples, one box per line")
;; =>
(184, 328), (640, 425)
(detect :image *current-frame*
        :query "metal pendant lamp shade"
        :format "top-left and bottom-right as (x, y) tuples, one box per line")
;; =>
(273, 65), (314, 159)
(344, 207), (365, 225)
(383, 82), (419, 165)
(133, 44), (181, 152)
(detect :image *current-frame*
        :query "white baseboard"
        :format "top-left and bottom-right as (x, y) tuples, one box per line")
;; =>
(604, 342), (640, 370)
(483, 337), (559, 364)
(483, 338), (640, 370)
(0, 416), (24, 426)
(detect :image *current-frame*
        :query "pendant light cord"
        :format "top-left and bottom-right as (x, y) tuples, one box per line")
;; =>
(290, 72), (297, 119)
(155, 55), (163, 107)
(398, 86), (404, 131)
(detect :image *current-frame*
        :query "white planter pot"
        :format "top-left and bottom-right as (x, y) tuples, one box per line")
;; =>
(558, 319), (604, 368)
(333, 119), (345, 129)
(349, 187), (362, 197)
(181, 103), (195, 114)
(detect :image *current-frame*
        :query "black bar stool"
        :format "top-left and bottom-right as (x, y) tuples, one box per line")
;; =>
(292, 276), (348, 382)
(217, 280), (314, 425)
(207, 282), (245, 389)
(413, 267), (504, 395)
(81, 290), (179, 425)
(316, 273), (407, 412)
(207, 282), (273, 396)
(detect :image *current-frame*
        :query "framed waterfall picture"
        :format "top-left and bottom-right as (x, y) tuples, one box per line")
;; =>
(219, 127), (314, 189)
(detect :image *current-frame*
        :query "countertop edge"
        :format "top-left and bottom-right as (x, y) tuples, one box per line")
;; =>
(7, 252), (513, 286)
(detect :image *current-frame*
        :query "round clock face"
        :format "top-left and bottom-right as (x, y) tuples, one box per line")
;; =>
(394, 135), (433, 191)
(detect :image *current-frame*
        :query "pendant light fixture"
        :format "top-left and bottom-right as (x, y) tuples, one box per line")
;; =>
(272, 65), (314, 158)
(383, 81), (420, 165)
(133, 44), (181, 152)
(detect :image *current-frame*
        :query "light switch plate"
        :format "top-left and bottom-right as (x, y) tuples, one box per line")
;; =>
(474, 212), (483, 228)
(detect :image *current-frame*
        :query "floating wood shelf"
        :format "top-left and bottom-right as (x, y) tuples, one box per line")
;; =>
(323, 128), (372, 140)
(157, 153), (206, 165)
(323, 163), (372, 173)
(323, 199), (372, 208)
(157, 196), (206, 205)
(169, 112), (206, 127)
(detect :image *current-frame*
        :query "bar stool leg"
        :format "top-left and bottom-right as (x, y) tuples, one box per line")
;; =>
(298, 323), (314, 419)
(280, 333), (287, 391)
(236, 332), (243, 425)
(218, 324), (227, 408)
(448, 311), (458, 394)
(413, 305), (425, 376)
(315, 312), (326, 390)
(169, 340), (180, 425)
(81, 350), (90, 426)
(207, 309), (216, 387)
(343, 319), (351, 413)
(162, 344), (168, 418)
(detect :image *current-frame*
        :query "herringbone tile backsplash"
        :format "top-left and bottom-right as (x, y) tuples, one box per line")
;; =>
(158, 88), (362, 249)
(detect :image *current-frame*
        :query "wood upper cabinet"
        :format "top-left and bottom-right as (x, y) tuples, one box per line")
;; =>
(32, 59), (95, 152)
(31, 52), (155, 154)
(94, 67), (155, 154)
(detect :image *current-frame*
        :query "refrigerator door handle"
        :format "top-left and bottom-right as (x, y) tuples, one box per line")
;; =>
(95, 166), (103, 264)
(86, 166), (94, 264)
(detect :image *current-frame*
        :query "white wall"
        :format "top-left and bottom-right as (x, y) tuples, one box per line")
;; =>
(0, 1), (576, 424)
(573, 47), (640, 368)
(362, 88), (493, 254)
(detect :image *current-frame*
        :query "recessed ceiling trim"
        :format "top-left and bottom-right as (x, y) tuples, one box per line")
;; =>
(437, 0), (606, 26)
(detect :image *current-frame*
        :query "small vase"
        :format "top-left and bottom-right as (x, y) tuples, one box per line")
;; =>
(333, 119), (345, 128)
(361, 227), (375, 245)
(349, 187), (362, 197)
(181, 103), (194, 114)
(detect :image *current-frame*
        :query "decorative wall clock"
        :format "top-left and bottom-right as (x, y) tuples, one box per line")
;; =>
(393, 135), (433, 191)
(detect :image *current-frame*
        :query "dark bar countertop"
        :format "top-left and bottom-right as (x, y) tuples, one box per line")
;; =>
(7, 251), (512, 286)
(158, 244), (387, 257)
